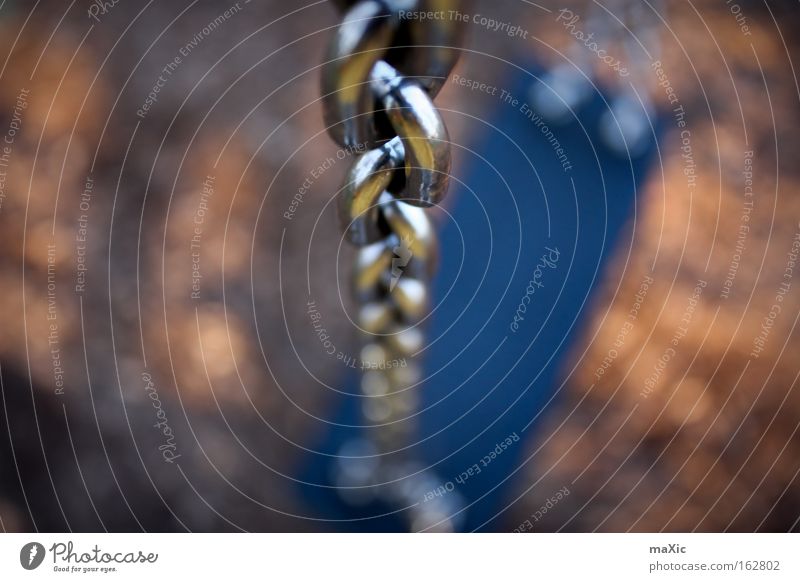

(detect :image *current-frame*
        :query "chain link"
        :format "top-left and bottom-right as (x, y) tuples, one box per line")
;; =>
(323, 0), (466, 531)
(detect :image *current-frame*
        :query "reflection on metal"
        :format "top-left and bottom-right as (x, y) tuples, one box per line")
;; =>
(322, 0), (466, 531)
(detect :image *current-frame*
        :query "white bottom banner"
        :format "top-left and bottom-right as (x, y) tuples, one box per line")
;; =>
(0, 533), (796, 580)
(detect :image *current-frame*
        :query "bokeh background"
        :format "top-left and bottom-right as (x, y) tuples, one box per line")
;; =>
(0, 0), (799, 532)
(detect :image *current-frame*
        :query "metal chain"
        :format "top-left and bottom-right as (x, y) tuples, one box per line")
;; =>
(322, 0), (466, 531)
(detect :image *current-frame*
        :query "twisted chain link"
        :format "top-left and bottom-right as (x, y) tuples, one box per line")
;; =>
(322, 0), (466, 530)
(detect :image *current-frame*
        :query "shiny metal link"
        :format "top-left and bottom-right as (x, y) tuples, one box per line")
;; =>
(321, 0), (405, 148)
(338, 137), (405, 245)
(370, 61), (451, 207)
(324, 0), (465, 532)
(322, 0), (463, 148)
(328, 0), (464, 96)
(384, 0), (465, 96)
(337, 63), (449, 249)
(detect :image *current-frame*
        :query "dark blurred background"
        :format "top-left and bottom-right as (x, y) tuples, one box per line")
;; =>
(0, 0), (799, 532)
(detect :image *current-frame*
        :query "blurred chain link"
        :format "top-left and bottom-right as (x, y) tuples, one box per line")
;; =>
(322, 0), (466, 531)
